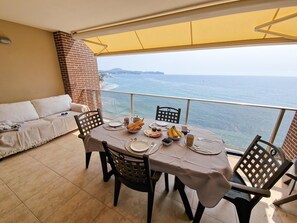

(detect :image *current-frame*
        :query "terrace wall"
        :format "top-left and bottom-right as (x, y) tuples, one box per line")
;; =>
(282, 112), (297, 160)
(0, 19), (64, 103)
(53, 31), (101, 110)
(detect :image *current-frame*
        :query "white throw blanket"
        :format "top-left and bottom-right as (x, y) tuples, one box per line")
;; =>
(0, 120), (21, 132)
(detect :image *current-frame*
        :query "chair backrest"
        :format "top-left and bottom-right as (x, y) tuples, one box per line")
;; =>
(74, 109), (104, 139)
(102, 141), (153, 191)
(234, 135), (292, 200)
(155, 106), (181, 124)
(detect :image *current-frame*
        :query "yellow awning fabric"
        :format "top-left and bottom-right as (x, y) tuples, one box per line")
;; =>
(84, 6), (297, 56)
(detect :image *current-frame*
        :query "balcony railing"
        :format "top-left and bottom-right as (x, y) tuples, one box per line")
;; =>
(100, 89), (297, 151)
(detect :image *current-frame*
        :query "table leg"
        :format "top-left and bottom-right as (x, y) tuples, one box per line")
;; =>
(193, 202), (205, 223)
(176, 177), (193, 220)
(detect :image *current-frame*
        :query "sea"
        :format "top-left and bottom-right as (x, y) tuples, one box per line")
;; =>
(101, 74), (297, 150)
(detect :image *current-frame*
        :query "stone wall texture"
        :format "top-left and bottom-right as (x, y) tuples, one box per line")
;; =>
(53, 31), (101, 110)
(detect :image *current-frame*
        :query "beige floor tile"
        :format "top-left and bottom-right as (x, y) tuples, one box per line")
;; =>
(39, 151), (83, 176)
(5, 164), (60, 201)
(63, 157), (102, 188)
(203, 199), (238, 223)
(111, 186), (147, 222)
(146, 192), (192, 223)
(93, 206), (130, 223)
(83, 175), (114, 207)
(0, 203), (40, 223)
(44, 190), (105, 223)
(24, 177), (80, 222)
(0, 183), (22, 216)
(0, 154), (44, 184)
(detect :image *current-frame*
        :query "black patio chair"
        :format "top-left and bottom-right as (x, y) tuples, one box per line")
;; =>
(273, 159), (297, 206)
(74, 109), (113, 182)
(177, 135), (292, 223)
(155, 106), (181, 124)
(155, 106), (181, 191)
(102, 141), (163, 223)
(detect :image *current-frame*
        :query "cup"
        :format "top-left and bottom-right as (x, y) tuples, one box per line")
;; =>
(186, 134), (194, 147)
(124, 117), (130, 126)
(181, 125), (190, 135)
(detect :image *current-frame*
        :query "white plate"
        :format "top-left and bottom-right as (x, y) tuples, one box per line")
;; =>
(130, 140), (150, 152)
(109, 121), (123, 127)
(155, 121), (168, 127)
(144, 129), (162, 138)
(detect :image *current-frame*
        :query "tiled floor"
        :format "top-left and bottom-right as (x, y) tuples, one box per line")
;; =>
(0, 131), (296, 223)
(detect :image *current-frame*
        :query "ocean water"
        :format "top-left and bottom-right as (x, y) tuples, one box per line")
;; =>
(101, 74), (297, 150)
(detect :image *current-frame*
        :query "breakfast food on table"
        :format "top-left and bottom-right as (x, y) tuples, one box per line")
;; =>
(167, 126), (183, 139)
(127, 120), (144, 132)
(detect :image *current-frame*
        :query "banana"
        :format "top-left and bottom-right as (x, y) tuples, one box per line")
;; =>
(167, 128), (174, 138)
(173, 126), (183, 137)
(171, 126), (178, 138)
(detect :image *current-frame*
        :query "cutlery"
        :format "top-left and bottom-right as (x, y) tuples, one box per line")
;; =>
(146, 142), (157, 154)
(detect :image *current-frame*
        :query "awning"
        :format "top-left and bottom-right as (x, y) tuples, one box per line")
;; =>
(82, 5), (297, 56)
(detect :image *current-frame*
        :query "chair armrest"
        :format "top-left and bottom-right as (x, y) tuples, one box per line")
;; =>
(70, 103), (90, 113)
(230, 182), (271, 197)
(225, 148), (244, 157)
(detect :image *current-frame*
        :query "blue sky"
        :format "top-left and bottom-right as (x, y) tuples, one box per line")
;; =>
(97, 44), (297, 76)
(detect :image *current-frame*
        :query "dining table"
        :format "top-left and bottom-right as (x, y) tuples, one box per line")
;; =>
(84, 118), (233, 210)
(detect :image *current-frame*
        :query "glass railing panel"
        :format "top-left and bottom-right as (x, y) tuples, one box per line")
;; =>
(101, 90), (296, 152)
(101, 91), (130, 120)
(188, 101), (281, 150)
(133, 95), (187, 123)
(273, 110), (295, 147)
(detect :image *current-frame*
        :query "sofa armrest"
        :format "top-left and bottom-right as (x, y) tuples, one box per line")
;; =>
(70, 103), (90, 113)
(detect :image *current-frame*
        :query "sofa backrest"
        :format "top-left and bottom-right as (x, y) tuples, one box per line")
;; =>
(0, 101), (39, 123)
(31, 94), (72, 118)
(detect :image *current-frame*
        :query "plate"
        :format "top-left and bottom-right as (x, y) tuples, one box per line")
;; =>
(155, 121), (168, 127)
(109, 121), (123, 127)
(130, 140), (150, 152)
(144, 129), (162, 138)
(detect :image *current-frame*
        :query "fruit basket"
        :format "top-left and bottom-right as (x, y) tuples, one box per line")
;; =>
(126, 120), (144, 134)
(167, 126), (183, 141)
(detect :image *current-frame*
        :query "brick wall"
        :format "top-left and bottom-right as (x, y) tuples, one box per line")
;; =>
(282, 111), (297, 160)
(53, 31), (101, 110)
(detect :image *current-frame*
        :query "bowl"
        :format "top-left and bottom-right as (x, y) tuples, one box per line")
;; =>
(127, 127), (142, 134)
(162, 137), (173, 146)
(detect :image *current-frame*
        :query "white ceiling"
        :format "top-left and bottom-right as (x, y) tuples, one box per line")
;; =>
(0, 0), (229, 33)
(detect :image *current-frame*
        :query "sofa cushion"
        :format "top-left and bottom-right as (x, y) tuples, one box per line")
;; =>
(0, 101), (39, 123)
(42, 111), (80, 137)
(31, 94), (72, 118)
(0, 119), (54, 153)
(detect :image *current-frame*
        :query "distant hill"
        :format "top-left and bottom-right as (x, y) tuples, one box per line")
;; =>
(99, 68), (164, 75)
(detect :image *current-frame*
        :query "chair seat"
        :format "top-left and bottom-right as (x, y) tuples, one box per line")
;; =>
(224, 172), (251, 202)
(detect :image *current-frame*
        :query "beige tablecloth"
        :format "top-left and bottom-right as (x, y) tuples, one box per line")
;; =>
(84, 119), (232, 208)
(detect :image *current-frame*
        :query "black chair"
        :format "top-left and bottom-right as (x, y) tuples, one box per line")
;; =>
(177, 135), (293, 223)
(102, 141), (162, 223)
(273, 159), (297, 206)
(74, 109), (113, 182)
(155, 106), (181, 124)
(155, 106), (181, 191)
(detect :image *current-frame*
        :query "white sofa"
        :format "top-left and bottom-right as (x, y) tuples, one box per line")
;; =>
(0, 94), (89, 159)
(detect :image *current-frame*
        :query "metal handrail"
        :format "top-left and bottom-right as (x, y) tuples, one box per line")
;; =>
(100, 89), (297, 146)
(101, 89), (297, 111)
